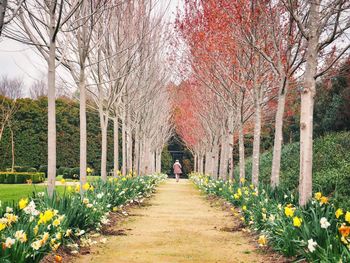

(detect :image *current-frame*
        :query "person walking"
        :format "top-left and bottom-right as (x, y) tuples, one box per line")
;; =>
(173, 160), (182, 182)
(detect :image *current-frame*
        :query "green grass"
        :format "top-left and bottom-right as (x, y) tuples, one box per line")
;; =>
(0, 184), (65, 204)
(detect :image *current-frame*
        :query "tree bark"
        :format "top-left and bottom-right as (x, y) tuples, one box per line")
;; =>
(251, 101), (261, 186)
(47, 23), (56, 197)
(238, 120), (245, 183)
(219, 133), (229, 180)
(10, 126), (14, 172)
(100, 117), (108, 181)
(194, 154), (197, 172)
(113, 117), (119, 176)
(212, 144), (219, 179)
(0, 0), (8, 36)
(122, 111), (126, 175)
(79, 69), (87, 186)
(205, 151), (211, 176)
(299, 2), (319, 206)
(271, 77), (288, 187)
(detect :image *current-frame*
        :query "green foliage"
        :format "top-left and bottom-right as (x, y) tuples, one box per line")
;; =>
(235, 132), (350, 209)
(191, 173), (350, 262)
(0, 172), (45, 184)
(0, 97), (116, 173)
(161, 146), (172, 174)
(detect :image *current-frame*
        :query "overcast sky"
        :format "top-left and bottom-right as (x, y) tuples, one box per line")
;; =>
(0, 0), (182, 97)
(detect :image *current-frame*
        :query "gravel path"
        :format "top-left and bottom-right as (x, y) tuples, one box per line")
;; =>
(73, 179), (269, 263)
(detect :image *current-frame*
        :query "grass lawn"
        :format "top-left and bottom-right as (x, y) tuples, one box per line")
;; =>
(0, 184), (65, 204)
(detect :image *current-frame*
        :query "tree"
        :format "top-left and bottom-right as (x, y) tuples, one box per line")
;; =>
(283, 0), (350, 206)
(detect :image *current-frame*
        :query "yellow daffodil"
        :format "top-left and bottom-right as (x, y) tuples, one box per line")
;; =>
(19, 198), (29, 209)
(75, 184), (80, 193)
(258, 235), (267, 246)
(284, 206), (294, 217)
(60, 178), (66, 185)
(0, 223), (6, 231)
(67, 186), (73, 192)
(53, 219), (61, 227)
(335, 208), (344, 219)
(345, 211), (350, 224)
(38, 210), (54, 225)
(314, 192), (322, 201)
(33, 225), (39, 235)
(293, 217), (302, 227)
(234, 194), (240, 199)
(240, 178), (246, 184)
(82, 183), (90, 191)
(320, 196), (328, 205)
(242, 205), (247, 211)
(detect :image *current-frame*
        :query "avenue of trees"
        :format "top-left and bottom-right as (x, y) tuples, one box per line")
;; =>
(173, 0), (350, 206)
(0, 0), (173, 196)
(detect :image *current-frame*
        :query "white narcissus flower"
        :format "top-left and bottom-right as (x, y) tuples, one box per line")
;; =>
(320, 217), (331, 229)
(308, 239), (318, 252)
(5, 237), (15, 248)
(96, 193), (104, 199)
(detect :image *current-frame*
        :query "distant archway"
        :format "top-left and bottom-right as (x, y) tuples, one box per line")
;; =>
(163, 134), (193, 178)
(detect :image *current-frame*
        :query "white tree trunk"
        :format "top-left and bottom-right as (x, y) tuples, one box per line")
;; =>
(299, 2), (319, 206)
(47, 32), (56, 197)
(212, 145), (219, 179)
(271, 78), (288, 187)
(219, 133), (229, 180)
(10, 127), (14, 172)
(113, 117), (119, 176)
(251, 102), (261, 186)
(79, 69), (87, 186)
(194, 154), (197, 172)
(205, 151), (211, 176)
(122, 114), (126, 175)
(100, 119), (108, 181)
(238, 121), (245, 183)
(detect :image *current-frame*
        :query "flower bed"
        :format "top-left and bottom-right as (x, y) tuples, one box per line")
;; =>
(190, 173), (350, 262)
(0, 173), (167, 262)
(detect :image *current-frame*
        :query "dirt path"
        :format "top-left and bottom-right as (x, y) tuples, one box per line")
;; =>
(73, 179), (269, 263)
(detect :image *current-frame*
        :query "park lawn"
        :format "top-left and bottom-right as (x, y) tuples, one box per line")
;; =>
(0, 184), (65, 204)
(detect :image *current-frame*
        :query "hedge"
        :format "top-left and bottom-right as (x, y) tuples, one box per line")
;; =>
(0, 172), (45, 184)
(234, 131), (350, 209)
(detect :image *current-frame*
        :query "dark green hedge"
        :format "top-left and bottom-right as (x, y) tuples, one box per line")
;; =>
(235, 132), (350, 209)
(0, 97), (117, 172)
(0, 172), (45, 184)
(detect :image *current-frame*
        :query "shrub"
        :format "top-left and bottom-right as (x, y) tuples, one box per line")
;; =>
(57, 166), (68, 176)
(0, 172), (45, 184)
(38, 165), (48, 177)
(235, 132), (350, 209)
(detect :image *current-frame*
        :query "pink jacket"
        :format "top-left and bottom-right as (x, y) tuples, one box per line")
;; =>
(173, 162), (182, 174)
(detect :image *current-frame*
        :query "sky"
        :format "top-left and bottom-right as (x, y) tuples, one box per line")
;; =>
(0, 0), (182, 97)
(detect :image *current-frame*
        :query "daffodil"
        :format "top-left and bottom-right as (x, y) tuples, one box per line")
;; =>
(308, 239), (317, 252)
(38, 210), (54, 225)
(293, 216), (302, 227)
(15, 230), (27, 243)
(284, 206), (294, 217)
(4, 237), (15, 248)
(345, 211), (350, 224)
(339, 225), (350, 237)
(31, 240), (42, 250)
(320, 217), (330, 229)
(19, 198), (29, 209)
(314, 192), (322, 201)
(0, 223), (6, 231)
(60, 178), (66, 184)
(53, 219), (61, 227)
(335, 208), (344, 219)
(82, 183), (90, 191)
(320, 196), (328, 205)
(258, 235), (267, 246)
(242, 205), (247, 211)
